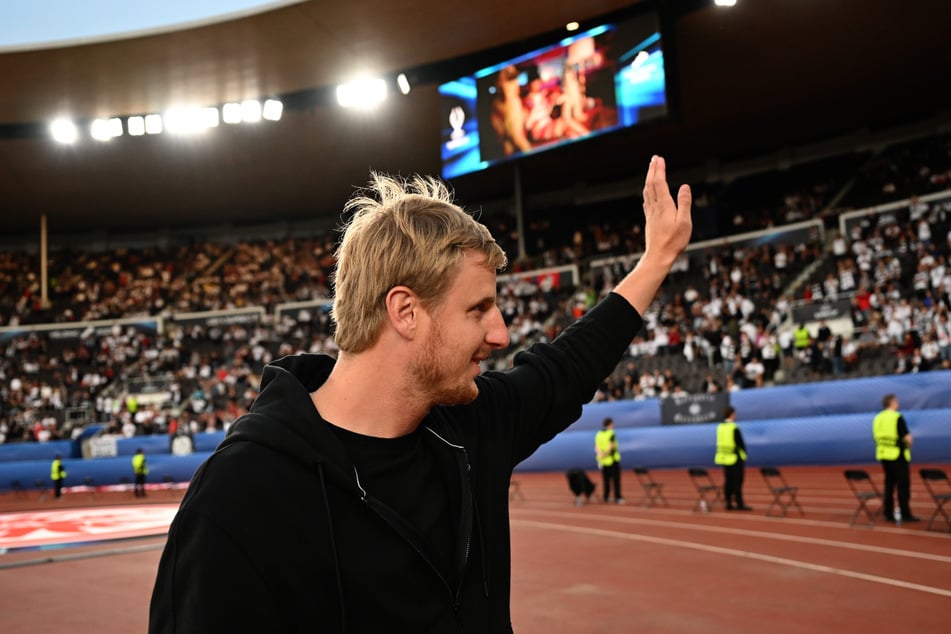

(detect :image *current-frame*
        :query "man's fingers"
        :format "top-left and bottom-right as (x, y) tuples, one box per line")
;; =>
(643, 155), (671, 206)
(643, 155), (658, 203)
(653, 156), (666, 200)
(677, 184), (692, 214)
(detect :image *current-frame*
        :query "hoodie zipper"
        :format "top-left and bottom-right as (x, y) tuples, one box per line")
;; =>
(353, 463), (463, 609)
(424, 426), (476, 611)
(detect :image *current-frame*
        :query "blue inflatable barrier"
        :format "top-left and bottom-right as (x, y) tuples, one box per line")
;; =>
(518, 408), (951, 471)
(0, 439), (76, 463)
(1, 374), (949, 490)
(0, 453), (211, 493)
(566, 370), (951, 431)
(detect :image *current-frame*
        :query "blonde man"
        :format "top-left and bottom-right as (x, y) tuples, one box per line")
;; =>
(151, 156), (692, 633)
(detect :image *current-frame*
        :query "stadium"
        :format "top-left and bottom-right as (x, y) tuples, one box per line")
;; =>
(1, 0), (950, 632)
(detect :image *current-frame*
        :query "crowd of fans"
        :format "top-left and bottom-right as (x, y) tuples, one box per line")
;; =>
(2, 132), (950, 444)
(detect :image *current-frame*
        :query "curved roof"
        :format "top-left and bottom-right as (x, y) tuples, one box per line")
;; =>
(1, 0), (950, 234)
(0, 1), (307, 52)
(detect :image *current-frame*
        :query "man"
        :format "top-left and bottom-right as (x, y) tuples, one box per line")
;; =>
(873, 394), (919, 523)
(50, 454), (66, 499)
(714, 406), (751, 511)
(595, 417), (624, 504)
(132, 448), (149, 498)
(150, 155), (692, 633)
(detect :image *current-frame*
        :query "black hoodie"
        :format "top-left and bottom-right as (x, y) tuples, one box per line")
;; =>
(149, 293), (642, 633)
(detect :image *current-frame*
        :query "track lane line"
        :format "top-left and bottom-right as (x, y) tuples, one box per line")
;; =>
(513, 518), (951, 599)
(515, 508), (951, 563)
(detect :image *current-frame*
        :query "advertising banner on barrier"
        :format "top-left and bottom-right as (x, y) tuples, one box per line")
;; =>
(659, 392), (729, 426)
(791, 298), (852, 325)
(82, 436), (118, 459)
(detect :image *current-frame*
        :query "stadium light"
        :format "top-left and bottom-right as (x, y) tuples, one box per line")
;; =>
(336, 77), (387, 109)
(201, 106), (220, 128)
(145, 114), (163, 134)
(222, 102), (242, 124)
(241, 99), (262, 123)
(262, 99), (283, 121)
(396, 73), (411, 96)
(127, 116), (146, 136)
(90, 117), (123, 141)
(714, 0), (737, 6)
(50, 119), (79, 144)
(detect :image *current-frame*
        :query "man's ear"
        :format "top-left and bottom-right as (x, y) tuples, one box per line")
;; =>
(385, 285), (419, 340)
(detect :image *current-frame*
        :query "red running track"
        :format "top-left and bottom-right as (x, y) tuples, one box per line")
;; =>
(0, 465), (948, 633)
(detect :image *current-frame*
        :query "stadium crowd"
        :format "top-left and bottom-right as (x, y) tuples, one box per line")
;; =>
(2, 132), (950, 444)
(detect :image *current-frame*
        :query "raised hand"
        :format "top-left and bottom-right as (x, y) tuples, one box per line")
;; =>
(642, 155), (692, 268)
(614, 155), (694, 314)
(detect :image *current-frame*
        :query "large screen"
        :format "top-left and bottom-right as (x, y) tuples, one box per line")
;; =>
(439, 12), (668, 179)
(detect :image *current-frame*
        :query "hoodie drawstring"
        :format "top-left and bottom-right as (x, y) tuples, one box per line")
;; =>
(318, 462), (347, 633)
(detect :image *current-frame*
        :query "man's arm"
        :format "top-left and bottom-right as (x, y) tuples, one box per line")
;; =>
(898, 415), (913, 448)
(470, 156), (693, 465)
(613, 155), (693, 315)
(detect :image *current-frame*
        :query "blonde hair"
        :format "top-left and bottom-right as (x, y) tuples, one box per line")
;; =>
(331, 173), (507, 353)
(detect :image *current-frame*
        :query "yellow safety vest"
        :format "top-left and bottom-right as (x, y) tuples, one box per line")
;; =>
(794, 327), (811, 349)
(132, 453), (149, 476)
(873, 409), (910, 462)
(714, 421), (747, 465)
(595, 430), (620, 467)
(51, 459), (66, 481)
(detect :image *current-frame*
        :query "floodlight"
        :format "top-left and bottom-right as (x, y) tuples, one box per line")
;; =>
(222, 102), (242, 124)
(396, 73), (411, 96)
(714, 0), (737, 6)
(336, 77), (387, 109)
(127, 116), (146, 136)
(262, 99), (283, 121)
(164, 109), (195, 134)
(145, 114), (163, 134)
(90, 117), (122, 141)
(241, 100), (262, 122)
(201, 107), (220, 128)
(50, 119), (78, 144)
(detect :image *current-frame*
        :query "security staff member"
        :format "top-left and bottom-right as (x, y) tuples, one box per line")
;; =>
(132, 448), (149, 498)
(793, 323), (811, 351)
(873, 394), (919, 522)
(595, 418), (624, 504)
(714, 406), (751, 511)
(51, 454), (67, 499)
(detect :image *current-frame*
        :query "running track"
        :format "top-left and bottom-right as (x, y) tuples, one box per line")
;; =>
(0, 465), (948, 632)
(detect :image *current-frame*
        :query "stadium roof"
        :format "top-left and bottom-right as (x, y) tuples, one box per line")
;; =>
(1, 0), (950, 236)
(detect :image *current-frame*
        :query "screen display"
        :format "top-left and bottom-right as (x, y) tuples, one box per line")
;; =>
(439, 12), (668, 179)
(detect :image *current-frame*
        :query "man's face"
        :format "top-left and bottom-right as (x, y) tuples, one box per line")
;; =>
(410, 252), (509, 405)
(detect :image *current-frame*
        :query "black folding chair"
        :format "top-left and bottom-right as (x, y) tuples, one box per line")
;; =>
(919, 468), (951, 532)
(760, 467), (804, 517)
(687, 467), (723, 512)
(10, 480), (26, 498)
(35, 478), (49, 501)
(83, 476), (98, 499)
(844, 469), (882, 527)
(632, 466), (669, 507)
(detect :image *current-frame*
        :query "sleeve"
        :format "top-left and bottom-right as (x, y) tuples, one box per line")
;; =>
(472, 292), (643, 466)
(734, 427), (747, 457)
(897, 415), (910, 444)
(149, 508), (279, 633)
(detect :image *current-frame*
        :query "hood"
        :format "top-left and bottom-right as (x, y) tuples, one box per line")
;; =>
(219, 353), (361, 492)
